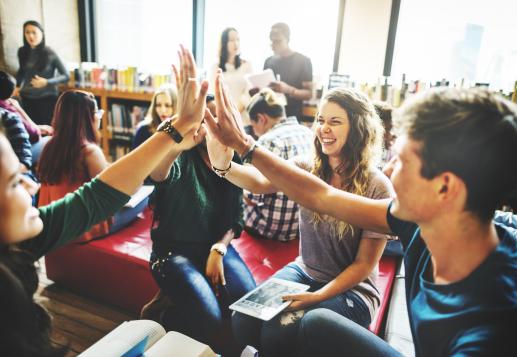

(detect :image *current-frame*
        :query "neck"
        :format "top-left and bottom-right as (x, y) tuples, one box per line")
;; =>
(279, 48), (293, 57)
(227, 54), (236, 65)
(420, 212), (499, 284)
(328, 155), (343, 172)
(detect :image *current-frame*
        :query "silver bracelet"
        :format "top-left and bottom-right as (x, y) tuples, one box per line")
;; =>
(212, 162), (232, 178)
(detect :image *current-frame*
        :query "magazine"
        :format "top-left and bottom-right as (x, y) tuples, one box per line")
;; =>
(79, 320), (216, 357)
(229, 278), (310, 321)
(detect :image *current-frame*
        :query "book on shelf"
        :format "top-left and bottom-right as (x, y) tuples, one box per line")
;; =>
(70, 62), (174, 93)
(79, 319), (217, 357)
(108, 103), (148, 138)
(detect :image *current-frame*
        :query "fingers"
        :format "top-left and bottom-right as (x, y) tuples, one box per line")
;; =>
(172, 64), (179, 88)
(220, 271), (226, 286)
(204, 107), (219, 134)
(195, 126), (207, 143)
(214, 70), (226, 116)
(196, 80), (209, 108)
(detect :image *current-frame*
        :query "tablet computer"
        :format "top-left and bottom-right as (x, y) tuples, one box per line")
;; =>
(229, 278), (309, 321)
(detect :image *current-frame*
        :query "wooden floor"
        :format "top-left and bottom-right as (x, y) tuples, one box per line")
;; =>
(36, 258), (137, 356)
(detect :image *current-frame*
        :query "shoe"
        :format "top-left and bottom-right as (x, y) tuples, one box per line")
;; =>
(140, 290), (174, 321)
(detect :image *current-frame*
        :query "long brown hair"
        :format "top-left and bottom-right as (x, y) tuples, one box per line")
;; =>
(141, 86), (177, 134)
(38, 90), (99, 184)
(312, 88), (383, 237)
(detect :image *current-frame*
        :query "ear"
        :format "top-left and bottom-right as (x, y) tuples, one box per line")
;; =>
(256, 113), (267, 125)
(436, 172), (466, 206)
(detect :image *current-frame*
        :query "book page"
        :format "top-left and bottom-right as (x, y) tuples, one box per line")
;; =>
(144, 331), (216, 357)
(124, 185), (154, 208)
(245, 69), (276, 89)
(79, 320), (165, 357)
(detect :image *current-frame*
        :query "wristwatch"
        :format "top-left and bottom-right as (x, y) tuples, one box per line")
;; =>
(157, 119), (183, 143)
(210, 242), (227, 256)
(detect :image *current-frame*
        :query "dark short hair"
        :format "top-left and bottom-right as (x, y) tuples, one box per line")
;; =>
(394, 88), (517, 221)
(0, 71), (16, 100)
(271, 22), (290, 41)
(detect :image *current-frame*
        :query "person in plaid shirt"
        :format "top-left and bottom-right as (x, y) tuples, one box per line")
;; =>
(244, 88), (313, 241)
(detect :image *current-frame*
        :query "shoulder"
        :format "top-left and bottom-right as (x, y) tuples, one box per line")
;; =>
(366, 168), (394, 199)
(82, 143), (104, 161)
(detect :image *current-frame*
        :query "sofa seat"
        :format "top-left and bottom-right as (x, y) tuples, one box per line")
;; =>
(45, 208), (158, 312)
(45, 210), (397, 336)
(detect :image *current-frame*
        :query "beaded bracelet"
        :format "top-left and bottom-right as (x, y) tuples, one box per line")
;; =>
(212, 162), (232, 178)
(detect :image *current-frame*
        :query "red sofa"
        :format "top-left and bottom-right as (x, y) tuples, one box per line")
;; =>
(45, 208), (396, 334)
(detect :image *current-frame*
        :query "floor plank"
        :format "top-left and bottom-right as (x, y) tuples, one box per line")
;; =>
(35, 258), (138, 354)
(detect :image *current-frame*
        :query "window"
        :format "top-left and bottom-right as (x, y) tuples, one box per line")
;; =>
(202, 0), (340, 85)
(95, 0), (193, 73)
(391, 0), (517, 92)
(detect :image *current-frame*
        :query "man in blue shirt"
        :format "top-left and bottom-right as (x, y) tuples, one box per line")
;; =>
(205, 83), (517, 356)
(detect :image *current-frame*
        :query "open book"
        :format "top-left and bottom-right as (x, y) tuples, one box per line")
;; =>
(79, 320), (217, 357)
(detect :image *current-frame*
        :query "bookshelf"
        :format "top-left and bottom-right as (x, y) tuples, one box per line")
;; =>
(62, 86), (152, 161)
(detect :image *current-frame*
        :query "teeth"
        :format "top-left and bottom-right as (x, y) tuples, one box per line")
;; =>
(322, 138), (335, 144)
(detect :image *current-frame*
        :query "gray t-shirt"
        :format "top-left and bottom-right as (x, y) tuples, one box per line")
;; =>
(294, 168), (394, 319)
(264, 52), (312, 119)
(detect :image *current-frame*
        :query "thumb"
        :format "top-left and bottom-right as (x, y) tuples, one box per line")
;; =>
(195, 125), (207, 143)
(220, 271), (226, 286)
(204, 108), (218, 133)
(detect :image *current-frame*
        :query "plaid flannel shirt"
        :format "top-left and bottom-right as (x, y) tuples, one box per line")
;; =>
(244, 116), (313, 241)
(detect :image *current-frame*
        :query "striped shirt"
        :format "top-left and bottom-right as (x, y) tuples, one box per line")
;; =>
(0, 108), (32, 169)
(244, 116), (313, 241)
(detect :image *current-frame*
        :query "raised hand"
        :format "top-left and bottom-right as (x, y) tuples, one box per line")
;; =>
(204, 110), (234, 170)
(204, 70), (249, 156)
(171, 45), (208, 136)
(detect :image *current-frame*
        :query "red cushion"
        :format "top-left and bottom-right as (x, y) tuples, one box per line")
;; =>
(45, 212), (396, 335)
(232, 231), (299, 284)
(45, 209), (158, 312)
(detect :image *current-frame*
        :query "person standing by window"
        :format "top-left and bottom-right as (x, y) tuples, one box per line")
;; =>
(210, 27), (252, 125)
(263, 23), (313, 120)
(16, 20), (69, 126)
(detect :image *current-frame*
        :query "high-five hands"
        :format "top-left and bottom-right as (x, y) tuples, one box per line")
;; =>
(170, 45), (208, 139)
(204, 69), (250, 156)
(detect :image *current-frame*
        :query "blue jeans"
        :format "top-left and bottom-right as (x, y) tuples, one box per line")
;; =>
(231, 263), (371, 357)
(150, 243), (256, 356)
(299, 308), (403, 357)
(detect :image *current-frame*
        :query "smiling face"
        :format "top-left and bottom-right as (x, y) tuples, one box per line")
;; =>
(315, 100), (351, 159)
(154, 93), (174, 122)
(0, 136), (42, 244)
(24, 24), (43, 48)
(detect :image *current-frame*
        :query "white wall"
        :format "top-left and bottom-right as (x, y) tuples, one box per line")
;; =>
(338, 0), (392, 82)
(0, 0), (80, 74)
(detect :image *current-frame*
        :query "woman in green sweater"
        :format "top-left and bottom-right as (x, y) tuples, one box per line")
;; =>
(0, 46), (208, 356)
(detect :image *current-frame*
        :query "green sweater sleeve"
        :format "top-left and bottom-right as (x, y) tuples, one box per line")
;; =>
(21, 178), (130, 259)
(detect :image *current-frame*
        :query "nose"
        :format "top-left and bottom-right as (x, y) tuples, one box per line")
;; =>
(20, 175), (39, 196)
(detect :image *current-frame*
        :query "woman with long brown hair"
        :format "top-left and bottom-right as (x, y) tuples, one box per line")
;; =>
(206, 87), (394, 356)
(37, 90), (110, 240)
(0, 46), (208, 356)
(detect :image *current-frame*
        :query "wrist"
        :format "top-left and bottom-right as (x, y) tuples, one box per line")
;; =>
(236, 136), (252, 157)
(210, 242), (227, 256)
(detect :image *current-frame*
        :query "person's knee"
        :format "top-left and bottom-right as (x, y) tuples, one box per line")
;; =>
(261, 310), (306, 357)
(232, 311), (262, 347)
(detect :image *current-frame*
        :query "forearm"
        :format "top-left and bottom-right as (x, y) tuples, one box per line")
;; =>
(225, 162), (277, 194)
(315, 262), (377, 301)
(218, 229), (235, 247)
(290, 87), (312, 100)
(99, 132), (182, 195)
(149, 147), (181, 182)
(245, 146), (391, 233)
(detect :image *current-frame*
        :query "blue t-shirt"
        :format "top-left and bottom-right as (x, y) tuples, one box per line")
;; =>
(387, 204), (517, 356)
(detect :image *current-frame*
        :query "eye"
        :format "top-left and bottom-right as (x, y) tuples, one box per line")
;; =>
(317, 118), (324, 125)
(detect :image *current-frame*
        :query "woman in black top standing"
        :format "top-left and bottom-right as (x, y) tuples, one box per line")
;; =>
(16, 20), (69, 126)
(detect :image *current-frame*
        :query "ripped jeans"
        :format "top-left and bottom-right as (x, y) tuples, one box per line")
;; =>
(231, 263), (371, 357)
